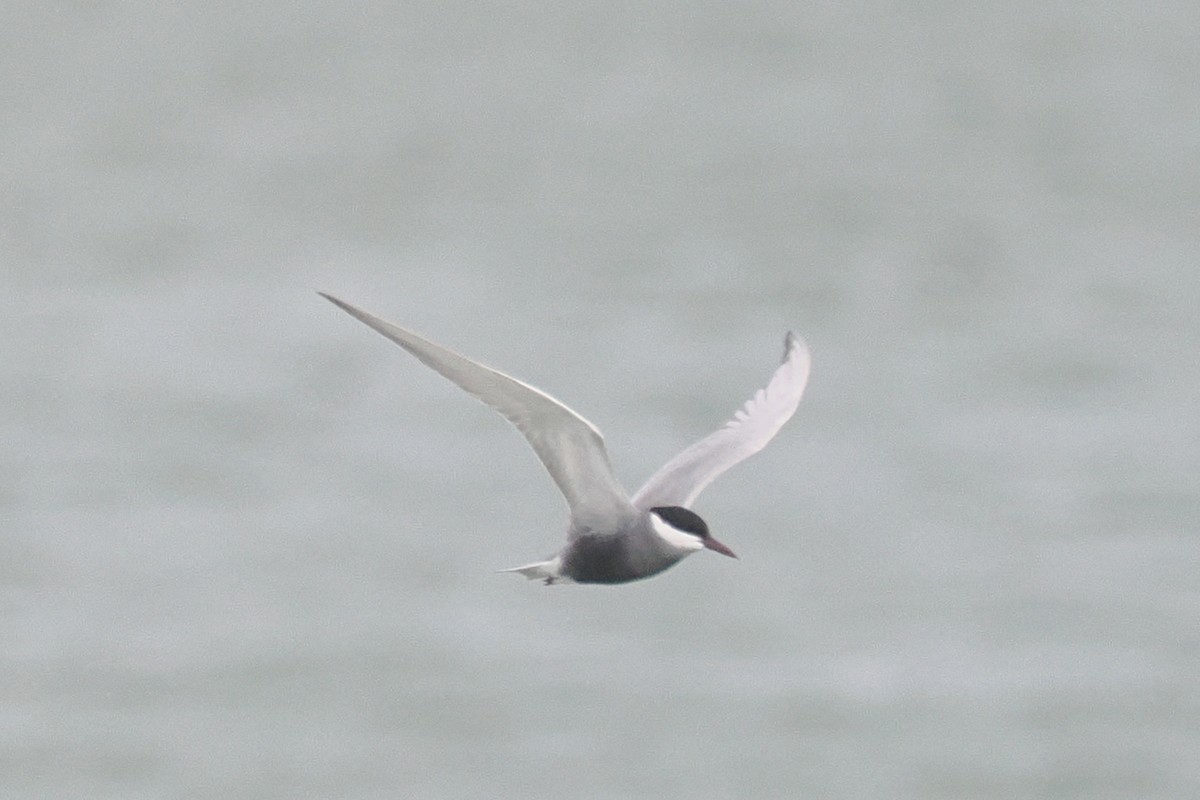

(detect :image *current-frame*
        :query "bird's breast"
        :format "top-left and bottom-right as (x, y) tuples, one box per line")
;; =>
(561, 528), (686, 584)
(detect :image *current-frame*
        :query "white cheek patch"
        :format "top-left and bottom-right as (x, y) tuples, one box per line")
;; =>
(650, 514), (705, 552)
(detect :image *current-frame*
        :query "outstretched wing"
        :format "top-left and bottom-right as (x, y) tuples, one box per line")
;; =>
(321, 293), (633, 523)
(631, 332), (810, 510)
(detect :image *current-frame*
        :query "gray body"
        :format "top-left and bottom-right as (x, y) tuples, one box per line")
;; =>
(561, 513), (684, 584)
(320, 292), (811, 586)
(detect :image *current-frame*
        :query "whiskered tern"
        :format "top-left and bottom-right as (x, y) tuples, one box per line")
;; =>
(320, 293), (810, 585)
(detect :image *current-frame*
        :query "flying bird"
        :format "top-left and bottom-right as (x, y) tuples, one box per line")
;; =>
(320, 293), (810, 585)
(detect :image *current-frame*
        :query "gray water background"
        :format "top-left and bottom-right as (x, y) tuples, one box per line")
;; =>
(3, 2), (1198, 798)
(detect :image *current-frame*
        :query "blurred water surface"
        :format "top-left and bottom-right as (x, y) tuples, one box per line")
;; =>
(3, 2), (1198, 798)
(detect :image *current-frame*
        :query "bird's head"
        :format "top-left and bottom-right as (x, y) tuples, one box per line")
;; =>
(648, 506), (738, 559)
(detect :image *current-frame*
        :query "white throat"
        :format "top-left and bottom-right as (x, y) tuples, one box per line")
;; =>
(649, 513), (705, 553)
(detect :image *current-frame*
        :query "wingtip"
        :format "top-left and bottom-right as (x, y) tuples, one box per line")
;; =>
(317, 292), (361, 317)
(782, 330), (804, 360)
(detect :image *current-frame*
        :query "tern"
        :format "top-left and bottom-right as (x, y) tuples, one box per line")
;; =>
(320, 293), (810, 585)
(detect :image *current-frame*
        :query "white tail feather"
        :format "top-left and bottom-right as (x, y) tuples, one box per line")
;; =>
(498, 557), (571, 584)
